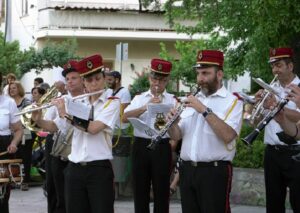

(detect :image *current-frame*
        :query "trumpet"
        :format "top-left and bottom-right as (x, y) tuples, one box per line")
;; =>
(147, 87), (201, 150)
(249, 74), (278, 124)
(15, 89), (105, 116)
(242, 83), (300, 146)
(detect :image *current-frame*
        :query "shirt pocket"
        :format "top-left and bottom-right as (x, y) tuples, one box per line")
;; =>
(0, 109), (10, 130)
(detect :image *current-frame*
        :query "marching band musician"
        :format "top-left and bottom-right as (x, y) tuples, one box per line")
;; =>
(0, 72), (23, 213)
(123, 59), (177, 213)
(31, 60), (84, 213)
(167, 50), (243, 213)
(52, 54), (120, 213)
(258, 47), (300, 213)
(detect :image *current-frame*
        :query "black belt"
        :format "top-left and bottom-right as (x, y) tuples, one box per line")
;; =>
(267, 144), (300, 151)
(134, 136), (170, 144)
(182, 160), (230, 167)
(71, 160), (110, 167)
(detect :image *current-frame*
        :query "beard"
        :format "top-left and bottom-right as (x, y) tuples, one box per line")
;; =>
(200, 75), (219, 96)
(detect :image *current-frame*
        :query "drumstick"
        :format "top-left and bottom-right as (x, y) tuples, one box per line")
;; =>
(0, 151), (8, 156)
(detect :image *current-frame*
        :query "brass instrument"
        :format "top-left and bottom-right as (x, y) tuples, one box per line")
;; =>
(153, 86), (166, 131)
(249, 75), (278, 124)
(242, 82), (300, 146)
(20, 85), (59, 131)
(147, 86), (201, 150)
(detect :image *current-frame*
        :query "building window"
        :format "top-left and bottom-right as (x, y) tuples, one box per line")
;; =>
(22, 0), (28, 16)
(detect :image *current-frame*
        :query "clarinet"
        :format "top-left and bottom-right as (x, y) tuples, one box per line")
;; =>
(242, 82), (300, 145)
(147, 87), (201, 150)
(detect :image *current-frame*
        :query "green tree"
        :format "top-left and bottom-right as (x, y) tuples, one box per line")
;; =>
(0, 32), (24, 77)
(19, 39), (79, 74)
(144, 0), (300, 86)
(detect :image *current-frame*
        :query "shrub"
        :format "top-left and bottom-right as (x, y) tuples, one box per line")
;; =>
(233, 124), (265, 168)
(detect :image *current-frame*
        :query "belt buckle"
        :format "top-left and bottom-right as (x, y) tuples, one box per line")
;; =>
(191, 161), (197, 167)
(274, 145), (280, 151)
(79, 162), (87, 166)
(214, 161), (218, 167)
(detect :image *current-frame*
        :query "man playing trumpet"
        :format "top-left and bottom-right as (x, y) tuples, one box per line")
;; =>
(254, 47), (300, 213)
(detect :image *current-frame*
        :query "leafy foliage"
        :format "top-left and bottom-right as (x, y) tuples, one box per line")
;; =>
(143, 0), (300, 85)
(233, 124), (265, 168)
(19, 39), (79, 74)
(0, 32), (25, 77)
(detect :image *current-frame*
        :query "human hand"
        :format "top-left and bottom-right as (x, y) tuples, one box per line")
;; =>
(7, 143), (18, 154)
(287, 84), (300, 108)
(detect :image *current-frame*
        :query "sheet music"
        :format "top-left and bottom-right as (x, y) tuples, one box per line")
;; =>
(146, 103), (172, 129)
(66, 100), (91, 120)
(127, 117), (158, 137)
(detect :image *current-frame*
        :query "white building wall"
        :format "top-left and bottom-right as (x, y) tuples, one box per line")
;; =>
(8, 0), (37, 50)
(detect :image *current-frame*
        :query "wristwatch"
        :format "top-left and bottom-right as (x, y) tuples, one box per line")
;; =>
(202, 107), (213, 118)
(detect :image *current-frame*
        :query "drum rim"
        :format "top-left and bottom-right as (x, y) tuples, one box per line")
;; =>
(0, 159), (22, 164)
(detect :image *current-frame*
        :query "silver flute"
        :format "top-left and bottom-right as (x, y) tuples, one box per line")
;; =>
(147, 87), (201, 150)
(14, 89), (105, 116)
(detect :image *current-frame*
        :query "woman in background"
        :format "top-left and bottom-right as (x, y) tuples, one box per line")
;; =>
(9, 81), (33, 191)
(0, 73), (23, 213)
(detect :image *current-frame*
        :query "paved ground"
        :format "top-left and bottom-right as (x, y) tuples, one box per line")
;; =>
(9, 186), (292, 213)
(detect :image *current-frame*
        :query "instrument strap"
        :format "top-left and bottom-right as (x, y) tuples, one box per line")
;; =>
(223, 98), (239, 151)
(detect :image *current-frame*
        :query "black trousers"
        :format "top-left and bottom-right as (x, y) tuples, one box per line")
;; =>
(264, 145), (300, 213)
(179, 160), (232, 213)
(132, 137), (172, 213)
(17, 138), (34, 183)
(0, 135), (14, 213)
(64, 160), (114, 213)
(45, 134), (68, 213)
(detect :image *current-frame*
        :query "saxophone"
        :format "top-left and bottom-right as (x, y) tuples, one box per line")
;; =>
(147, 87), (201, 150)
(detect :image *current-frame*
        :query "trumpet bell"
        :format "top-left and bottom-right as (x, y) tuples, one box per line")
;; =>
(19, 85), (59, 132)
(20, 105), (45, 132)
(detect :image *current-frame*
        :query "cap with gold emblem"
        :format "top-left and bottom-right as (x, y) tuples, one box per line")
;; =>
(151, 58), (172, 75)
(62, 60), (79, 77)
(269, 47), (293, 63)
(194, 50), (224, 68)
(77, 54), (104, 77)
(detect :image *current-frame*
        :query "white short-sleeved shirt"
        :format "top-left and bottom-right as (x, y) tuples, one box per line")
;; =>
(0, 95), (20, 135)
(179, 86), (243, 162)
(125, 90), (177, 138)
(106, 87), (131, 129)
(65, 91), (120, 163)
(264, 76), (300, 145)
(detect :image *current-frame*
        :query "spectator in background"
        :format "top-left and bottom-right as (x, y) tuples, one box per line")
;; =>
(8, 81), (33, 191)
(105, 70), (131, 197)
(34, 77), (44, 88)
(31, 87), (46, 103)
(54, 80), (67, 95)
(3, 73), (16, 96)
(0, 72), (23, 213)
(39, 82), (51, 92)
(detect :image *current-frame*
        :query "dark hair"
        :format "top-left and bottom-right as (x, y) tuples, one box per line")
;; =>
(31, 87), (46, 95)
(34, 77), (44, 84)
(105, 71), (121, 80)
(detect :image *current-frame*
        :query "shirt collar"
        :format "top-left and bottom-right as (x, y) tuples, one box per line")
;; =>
(198, 85), (227, 98)
(84, 89), (108, 105)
